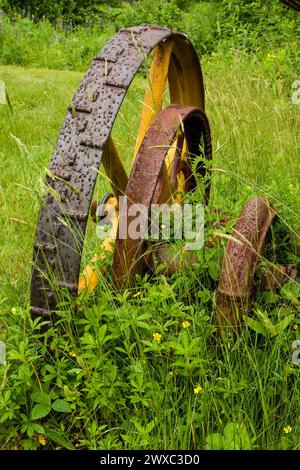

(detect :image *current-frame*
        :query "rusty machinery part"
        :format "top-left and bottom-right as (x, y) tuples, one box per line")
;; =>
(30, 24), (206, 317)
(90, 192), (114, 223)
(112, 104), (212, 290)
(216, 197), (282, 332)
(280, 0), (300, 11)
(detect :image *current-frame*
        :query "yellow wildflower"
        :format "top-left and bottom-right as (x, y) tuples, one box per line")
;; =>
(133, 291), (141, 298)
(194, 384), (203, 395)
(283, 425), (293, 434)
(69, 351), (76, 357)
(182, 320), (191, 329)
(39, 436), (46, 446)
(153, 332), (162, 343)
(11, 308), (17, 315)
(293, 324), (299, 330)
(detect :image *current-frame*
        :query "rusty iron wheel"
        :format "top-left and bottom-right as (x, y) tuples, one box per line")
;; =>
(214, 197), (298, 333)
(112, 104), (212, 290)
(216, 197), (277, 332)
(30, 25), (208, 316)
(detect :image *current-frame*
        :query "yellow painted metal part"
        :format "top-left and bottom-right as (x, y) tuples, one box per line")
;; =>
(133, 39), (174, 160)
(79, 34), (205, 295)
(78, 197), (119, 293)
(174, 171), (186, 203)
(102, 134), (128, 198)
(133, 35), (205, 201)
(174, 138), (188, 203)
(165, 139), (178, 198)
(166, 41), (204, 197)
(78, 264), (100, 295)
(162, 128), (188, 204)
(168, 39), (204, 109)
(134, 35), (205, 162)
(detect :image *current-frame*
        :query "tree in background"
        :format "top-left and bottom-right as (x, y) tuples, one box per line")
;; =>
(0, 0), (122, 23)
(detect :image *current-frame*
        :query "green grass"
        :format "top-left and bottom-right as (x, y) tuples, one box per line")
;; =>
(0, 66), (83, 309)
(0, 49), (299, 449)
(0, 16), (111, 72)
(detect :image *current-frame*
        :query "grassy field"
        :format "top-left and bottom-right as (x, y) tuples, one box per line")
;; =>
(0, 49), (299, 449)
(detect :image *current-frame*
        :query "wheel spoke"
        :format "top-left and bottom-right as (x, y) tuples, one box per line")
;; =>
(30, 26), (207, 315)
(102, 135), (128, 198)
(133, 39), (174, 160)
(78, 196), (118, 293)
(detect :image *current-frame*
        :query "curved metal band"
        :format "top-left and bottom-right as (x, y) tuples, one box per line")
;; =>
(112, 104), (212, 289)
(216, 197), (276, 330)
(30, 25), (205, 316)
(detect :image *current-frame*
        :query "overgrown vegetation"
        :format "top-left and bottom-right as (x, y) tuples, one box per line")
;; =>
(0, 0), (299, 451)
(0, 0), (121, 23)
(0, 1), (299, 70)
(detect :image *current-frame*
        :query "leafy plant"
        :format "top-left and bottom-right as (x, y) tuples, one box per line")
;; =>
(244, 309), (294, 337)
(205, 422), (253, 450)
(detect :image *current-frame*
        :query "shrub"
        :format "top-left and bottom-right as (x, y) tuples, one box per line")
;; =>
(0, 15), (109, 70)
(113, 0), (182, 31)
(0, 0), (121, 24)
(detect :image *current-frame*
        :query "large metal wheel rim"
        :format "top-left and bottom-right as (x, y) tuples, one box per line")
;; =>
(216, 197), (276, 331)
(30, 24), (205, 316)
(112, 104), (212, 289)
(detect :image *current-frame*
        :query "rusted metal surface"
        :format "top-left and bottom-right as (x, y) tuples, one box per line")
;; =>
(133, 33), (205, 159)
(216, 197), (276, 330)
(112, 104), (212, 290)
(280, 0), (300, 11)
(30, 25), (205, 316)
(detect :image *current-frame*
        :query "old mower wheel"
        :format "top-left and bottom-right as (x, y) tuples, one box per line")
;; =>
(216, 197), (276, 331)
(113, 104), (212, 289)
(215, 197), (298, 332)
(30, 25), (207, 316)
